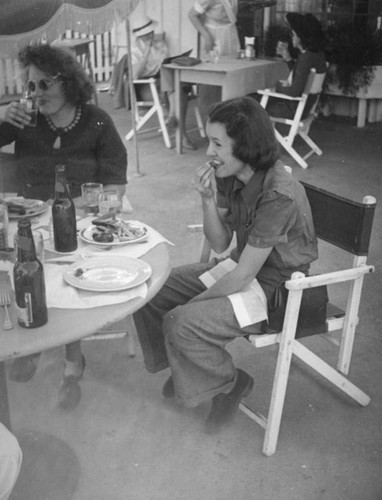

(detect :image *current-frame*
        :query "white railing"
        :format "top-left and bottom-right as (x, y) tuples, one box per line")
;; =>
(1, 28), (120, 99)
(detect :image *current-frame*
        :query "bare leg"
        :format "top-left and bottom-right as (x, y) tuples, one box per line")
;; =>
(59, 341), (85, 410)
(168, 88), (197, 150)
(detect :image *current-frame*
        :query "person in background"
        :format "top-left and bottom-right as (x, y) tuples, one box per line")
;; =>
(264, 12), (327, 118)
(188, 0), (240, 59)
(133, 97), (318, 433)
(0, 423), (22, 500)
(130, 13), (197, 150)
(0, 43), (127, 410)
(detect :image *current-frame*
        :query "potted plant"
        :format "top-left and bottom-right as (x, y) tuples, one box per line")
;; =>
(324, 22), (382, 95)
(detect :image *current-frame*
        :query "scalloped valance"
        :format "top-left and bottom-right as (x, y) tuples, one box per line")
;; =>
(0, 0), (140, 58)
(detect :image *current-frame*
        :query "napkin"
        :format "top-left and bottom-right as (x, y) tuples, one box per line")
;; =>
(44, 263), (148, 309)
(199, 258), (268, 328)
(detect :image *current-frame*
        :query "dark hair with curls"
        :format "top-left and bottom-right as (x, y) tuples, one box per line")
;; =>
(208, 97), (279, 171)
(18, 44), (94, 106)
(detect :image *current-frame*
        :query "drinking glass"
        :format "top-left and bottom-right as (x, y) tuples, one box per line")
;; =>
(20, 95), (38, 126)
(81, 182), (103, 215)
(98, 190), (122, 217)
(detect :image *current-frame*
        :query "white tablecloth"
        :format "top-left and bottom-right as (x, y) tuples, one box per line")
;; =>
(7, 213), (173, 310)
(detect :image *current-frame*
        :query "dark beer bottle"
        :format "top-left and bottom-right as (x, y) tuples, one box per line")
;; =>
(52, 164), (77, 252)
(13, 218), (48, 328)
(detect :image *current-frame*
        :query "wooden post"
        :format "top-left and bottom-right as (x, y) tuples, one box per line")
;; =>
(125, 17), (143, 177)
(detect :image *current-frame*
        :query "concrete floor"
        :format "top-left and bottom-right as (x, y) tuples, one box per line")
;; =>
(7, 92), (382, 500)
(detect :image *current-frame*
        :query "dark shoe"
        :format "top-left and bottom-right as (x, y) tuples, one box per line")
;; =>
(58, 355), (85, 410)
(9, 353), (40, 382)
(161, 376), (175, 399)
(204, 369), (254, 434)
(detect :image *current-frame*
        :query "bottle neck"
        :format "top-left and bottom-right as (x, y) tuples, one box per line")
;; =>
(17, 224), (37, 261)
(54, 167), (71, 200)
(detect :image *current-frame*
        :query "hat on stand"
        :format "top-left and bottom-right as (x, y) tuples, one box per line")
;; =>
(130, 13), (158, 37)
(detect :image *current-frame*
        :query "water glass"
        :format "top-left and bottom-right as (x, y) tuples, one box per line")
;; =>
(81, 182), (103, 215)
(20, 95), (38, 126)
(98, 190), (122, 217)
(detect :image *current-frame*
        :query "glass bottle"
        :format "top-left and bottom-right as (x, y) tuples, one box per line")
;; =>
(52, 164), (77, 252)
(13, 218), (48, 328)
(244, 36), (255, 60)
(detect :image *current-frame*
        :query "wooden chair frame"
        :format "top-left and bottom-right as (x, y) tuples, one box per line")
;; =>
(258, 69), (326, 169)
(199, 182), (376, 455)
(123, 32), (205, 149)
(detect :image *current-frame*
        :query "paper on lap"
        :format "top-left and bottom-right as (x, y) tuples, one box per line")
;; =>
(199, 258), (268, 328)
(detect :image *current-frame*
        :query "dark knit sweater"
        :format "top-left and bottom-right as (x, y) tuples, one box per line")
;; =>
(0, 104), (127, 200)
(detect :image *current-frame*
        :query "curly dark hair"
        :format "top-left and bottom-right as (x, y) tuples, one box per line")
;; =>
(208, 97), (279, 171)
(18, 43), (94, 105)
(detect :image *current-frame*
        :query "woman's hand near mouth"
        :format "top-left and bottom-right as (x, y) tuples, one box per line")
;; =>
(192, 161), (217, 198)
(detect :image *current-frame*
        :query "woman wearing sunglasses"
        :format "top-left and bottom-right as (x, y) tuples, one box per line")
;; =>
(0, 43), (127, 410)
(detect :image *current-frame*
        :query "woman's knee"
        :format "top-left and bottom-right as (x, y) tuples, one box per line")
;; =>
(163, 305), (195, 344)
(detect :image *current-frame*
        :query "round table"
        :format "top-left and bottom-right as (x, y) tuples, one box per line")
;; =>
(0, 242), (171, 428)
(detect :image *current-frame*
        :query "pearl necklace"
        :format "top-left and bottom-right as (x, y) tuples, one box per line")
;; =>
(45, 106), (82, 149)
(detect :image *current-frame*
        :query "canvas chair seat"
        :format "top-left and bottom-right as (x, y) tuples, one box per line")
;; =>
(258, 68), (326, 169)
(198, 181), (376, 456)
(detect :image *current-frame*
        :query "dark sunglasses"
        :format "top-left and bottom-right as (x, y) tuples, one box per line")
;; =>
(26, 74), (61, 92)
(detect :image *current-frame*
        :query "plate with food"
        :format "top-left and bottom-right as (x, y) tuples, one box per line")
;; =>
(63, 256), (152, 292)
(5, 197), (49, 219)
(79, 217), (148, 247)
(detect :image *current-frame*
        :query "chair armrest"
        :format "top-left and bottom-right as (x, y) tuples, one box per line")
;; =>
(286, 265), (374, 291)
(258, 88), (302, 101)
(133, 78), (156, 84)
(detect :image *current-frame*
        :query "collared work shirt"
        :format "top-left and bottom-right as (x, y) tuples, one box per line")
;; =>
(216, 162), (318, 299)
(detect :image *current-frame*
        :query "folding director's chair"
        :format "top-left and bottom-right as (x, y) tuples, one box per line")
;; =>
(199, 181), (376, 455)
(258, 68), (326, 169)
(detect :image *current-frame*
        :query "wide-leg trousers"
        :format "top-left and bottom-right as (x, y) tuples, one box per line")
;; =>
(133, 259), (266, 408)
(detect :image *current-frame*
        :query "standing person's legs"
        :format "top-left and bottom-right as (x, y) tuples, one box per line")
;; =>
(167, 88), (197, 150)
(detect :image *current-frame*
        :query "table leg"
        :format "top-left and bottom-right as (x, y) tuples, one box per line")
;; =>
(174, 70), (183, 154)
(357, 98), (367, 127)
(0, 360), (11, 431)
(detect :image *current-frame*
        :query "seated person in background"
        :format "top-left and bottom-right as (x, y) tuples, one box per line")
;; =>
(130, 13), (197, 150)
(133, 97), (318, 434)
(0, 423), (22, 500)
(0, 43), (127, 410)
(264, 12), (327, 119)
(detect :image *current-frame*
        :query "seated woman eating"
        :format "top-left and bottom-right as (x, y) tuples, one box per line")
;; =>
(133, 97), (318, 433)
(0, 43), (127, 410)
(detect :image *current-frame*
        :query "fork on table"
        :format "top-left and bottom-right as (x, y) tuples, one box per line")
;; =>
(0, 287), (13, 330)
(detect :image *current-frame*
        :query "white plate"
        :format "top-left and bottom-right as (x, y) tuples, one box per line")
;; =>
(6, 198), (49, 219)
(79, 220), (148, 247)
(63, 256), (152, 292)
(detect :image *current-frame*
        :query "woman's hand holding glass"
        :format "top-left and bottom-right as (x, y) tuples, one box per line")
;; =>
(1, 101), (32, 129)
(192, 163), (215, 199)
